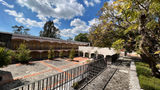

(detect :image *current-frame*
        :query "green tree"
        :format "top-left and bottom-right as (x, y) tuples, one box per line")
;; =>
(59, 50), (63, 58)
(89, 25), (117, 47)
(40, 21), (60, 39)
(90, 0), (160, 77)
(74, 33), (89, 42)
(112, 39), (125, 52)
(12, 25), (30, 35)
(0, 47), (12, 67)
(89, 0), (160, 77)
(48, 48), (55, 60)
(16, 43), (31, 64)
(69, 48), (75, 60)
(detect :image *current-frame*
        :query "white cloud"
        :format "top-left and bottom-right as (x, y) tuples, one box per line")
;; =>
(88, 18), (100, 26)
(4, 9), (45, 27)
(84, 0), (94, 7)
(36, 14), (47, 21)
(61, 18), (101, 38)
(94, 0), (101, 3)
(4, 9), (23, 18)
(108, 0), (114, 5)
(53, 19), (61, 25)
(0, 0), (14, 8)
(61, 18), (89, 38)
(71, 18), (86, 27)
(15, 18), (45, 27)
(83, 0), (101, 7)
(16, 0), (85, 21)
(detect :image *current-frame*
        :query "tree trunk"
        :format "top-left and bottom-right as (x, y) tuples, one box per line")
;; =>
(140, 54), (160, 78)
(139, 14), (160, 78)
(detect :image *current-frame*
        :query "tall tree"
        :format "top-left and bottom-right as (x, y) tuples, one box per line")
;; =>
(89, 0), (160, 77)
(40, 21), (60, 39)
(12, 25), (30, 35)
(74, 33), (89, 42)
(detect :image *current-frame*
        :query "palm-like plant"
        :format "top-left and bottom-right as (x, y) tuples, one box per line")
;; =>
(12, 25), (30, 35)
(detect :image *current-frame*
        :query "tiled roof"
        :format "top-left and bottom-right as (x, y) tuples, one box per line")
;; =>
(0, 31), (89, 45)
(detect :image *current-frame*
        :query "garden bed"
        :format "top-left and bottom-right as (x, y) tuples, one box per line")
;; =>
(135, 61), (160, 90)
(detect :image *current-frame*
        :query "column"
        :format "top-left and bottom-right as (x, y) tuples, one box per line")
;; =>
(78, 52), (80, 57)
(83, 52), (85, 57)
(96, 54), (98, 59)
(89, 53), (91, 58)
(104, 55), (107, 64)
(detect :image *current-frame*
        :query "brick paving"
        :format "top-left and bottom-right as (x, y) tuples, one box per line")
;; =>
(0, 57), (89, 90)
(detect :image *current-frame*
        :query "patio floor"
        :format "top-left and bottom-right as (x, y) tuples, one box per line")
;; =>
(0, 57), (89, 90)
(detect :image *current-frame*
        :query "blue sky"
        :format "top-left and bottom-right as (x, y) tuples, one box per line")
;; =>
(0, 0), (109, 40)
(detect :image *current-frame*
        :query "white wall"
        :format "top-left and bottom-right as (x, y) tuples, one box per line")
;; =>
(78, 46), (117, 58)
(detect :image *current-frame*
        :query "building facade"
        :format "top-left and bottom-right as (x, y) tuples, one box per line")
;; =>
(0, 32), (89, 59)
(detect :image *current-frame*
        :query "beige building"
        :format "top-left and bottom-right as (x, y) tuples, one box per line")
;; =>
(0, 32), (89, 59)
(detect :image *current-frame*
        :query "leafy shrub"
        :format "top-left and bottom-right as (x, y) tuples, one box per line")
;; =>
(86, 60), (91, 63)
(72, 82), (78, 89)
(16, 43), (31, 64)
(0, 47), (12, 67)
(135, 62), (160, 90)
(69, 48), (75, 60)
(48, 48), (55, 60)
(156, 64), (160, 70)
(59, 50), (63, 58)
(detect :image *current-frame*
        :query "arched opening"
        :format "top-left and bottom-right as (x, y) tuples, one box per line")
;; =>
(30, 51), (41, 60)
(75, 50), (78, 57)
(91, 53), (96, 59)
(29, 40), (41, 50)
(79, 51), (83, 57)
(11, 39), (27, 50)
(0, 76), (2, 81)
(41, 51), (48, 59)
(65, 51), (70, 58)
(55, 51), (59, 58)
(41, 41), (51, 50)
(85, 53), (89, 58)
(62, 51), (67, 58)
(105, 55), (112, 64)
(97, 54), (104, 59)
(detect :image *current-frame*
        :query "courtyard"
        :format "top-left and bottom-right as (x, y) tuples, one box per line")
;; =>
(0, 57), (89, 89)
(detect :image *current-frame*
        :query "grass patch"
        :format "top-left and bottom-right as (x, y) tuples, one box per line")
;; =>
(135, 62), (160, 90)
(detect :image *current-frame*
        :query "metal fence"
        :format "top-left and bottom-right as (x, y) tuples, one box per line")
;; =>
(12, 58), (107, 90)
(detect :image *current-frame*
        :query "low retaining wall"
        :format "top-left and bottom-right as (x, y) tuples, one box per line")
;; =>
(0, 71), (13, 86)
(129, 61), (142, 90)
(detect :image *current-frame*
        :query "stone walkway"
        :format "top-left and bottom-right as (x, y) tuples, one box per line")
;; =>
(0, 57), (89, 90)
(83, 57), (131, 90)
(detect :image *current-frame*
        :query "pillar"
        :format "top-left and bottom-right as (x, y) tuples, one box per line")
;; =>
(83, 52), (85, 57)
(104, 55), (107, 63)
(96, 54), (98, 59)
(89, 53), (91, 58)
(78, 52), (80, 57)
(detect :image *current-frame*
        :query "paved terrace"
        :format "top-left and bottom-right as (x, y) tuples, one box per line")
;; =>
(0, 57), (89, 90)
